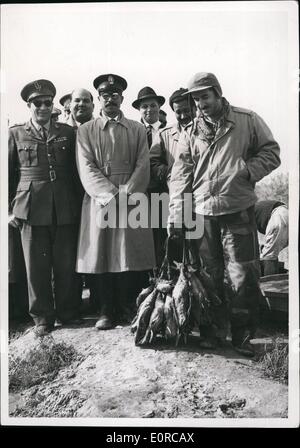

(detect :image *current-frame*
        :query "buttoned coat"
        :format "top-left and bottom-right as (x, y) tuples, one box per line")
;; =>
(9, 120), (82, 225)
(149, 123), (182, 193)
(76, 112), (155, 273)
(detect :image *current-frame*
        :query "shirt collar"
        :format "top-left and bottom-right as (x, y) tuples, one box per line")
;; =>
(99, 110), (129, 129)
(31, 118), (51, 132)
(142, 119), (160, 131)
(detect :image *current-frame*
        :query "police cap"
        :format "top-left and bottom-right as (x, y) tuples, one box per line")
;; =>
(169, 88), (189, 110)
(21, 79), (56, 102)
(93, 74), (127, 93)
(184, 72), (222, 97)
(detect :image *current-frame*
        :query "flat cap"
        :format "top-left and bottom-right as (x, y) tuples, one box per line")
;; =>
(21, 79), (56, 102)
(184, 72), (222, 97)
(59, 93), (72, 106)
(93, 74), (127, 93)
(132, 86), (165, 110)
(169, 87), (188, 110)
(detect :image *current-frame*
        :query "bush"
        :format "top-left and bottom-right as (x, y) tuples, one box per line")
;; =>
(9, 337), (81, 392)
(255, 171), (288, 204)
(259, 338), (288, 384)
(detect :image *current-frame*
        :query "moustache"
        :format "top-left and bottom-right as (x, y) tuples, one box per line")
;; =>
(105, 102), (118, 107)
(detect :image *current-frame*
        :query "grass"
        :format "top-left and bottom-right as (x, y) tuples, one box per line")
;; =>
(259, 338), (288, 384)
(255, 171), (288, 204)
(9, 337), (82, 392)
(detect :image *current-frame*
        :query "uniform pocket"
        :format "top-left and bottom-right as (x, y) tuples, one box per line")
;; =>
(16, 143), (38, 166)
(52, 141), (70, 164)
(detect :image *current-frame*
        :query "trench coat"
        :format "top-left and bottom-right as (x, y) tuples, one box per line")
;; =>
(76, 112), (155, 273)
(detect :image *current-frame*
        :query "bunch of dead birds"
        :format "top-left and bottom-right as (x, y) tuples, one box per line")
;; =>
(131, 241), (222, 347)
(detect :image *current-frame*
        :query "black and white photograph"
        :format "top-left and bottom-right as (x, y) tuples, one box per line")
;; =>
(0, 1), (299, 430)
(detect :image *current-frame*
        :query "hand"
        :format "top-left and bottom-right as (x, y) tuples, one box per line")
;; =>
(167, 222), (184, 238)
(9, 214), (22, 229)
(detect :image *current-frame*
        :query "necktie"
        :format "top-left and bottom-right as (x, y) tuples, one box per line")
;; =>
(40, 126), (48, 141)
(146, 125), (152, 148)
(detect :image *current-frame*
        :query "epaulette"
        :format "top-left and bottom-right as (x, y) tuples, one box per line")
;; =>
(231, 106), (253, 116)
(54, 121), (73, 128)
(9, 122), (26, 128)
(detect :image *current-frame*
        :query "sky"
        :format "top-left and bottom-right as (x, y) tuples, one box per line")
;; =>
(1, 1), (299, 172)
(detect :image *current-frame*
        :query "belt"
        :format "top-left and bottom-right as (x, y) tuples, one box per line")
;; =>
(19, 167), (71, 182)
(100, 162), (132, 177)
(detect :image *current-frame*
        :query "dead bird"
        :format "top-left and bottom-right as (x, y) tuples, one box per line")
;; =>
(140, 292), (166, 344)
(156, 278), (174, 294)
(134, 288), (158, 345)
(164, 294), (178, 340)
(136, 283), (155, 308)
(172, 262), (190, 330)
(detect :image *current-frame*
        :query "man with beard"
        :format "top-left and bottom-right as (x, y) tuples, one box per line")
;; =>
(9, 79), (82, 337)
(149, 88), (194, 266)
(168, 72), (281, 356)
(150, 88), (194, 193)
(76, 74), (155, 330)
(66, 88), (94, 128)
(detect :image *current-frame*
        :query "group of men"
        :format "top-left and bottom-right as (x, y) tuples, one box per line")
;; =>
(9, 72), (281, 356)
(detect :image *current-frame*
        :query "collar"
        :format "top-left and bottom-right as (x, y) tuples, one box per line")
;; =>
(142, 119), (160, 131)
(31, 118), (51, 132)
(98, 110), (129, 130)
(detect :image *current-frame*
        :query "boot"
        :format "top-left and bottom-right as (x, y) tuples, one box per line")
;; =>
(231, 326), (255, 358)
(262, 259), (279, 276)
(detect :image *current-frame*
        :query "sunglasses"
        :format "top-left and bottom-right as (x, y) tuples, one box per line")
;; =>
(100, 93), (120, 101)
(31, 99), (53, 108)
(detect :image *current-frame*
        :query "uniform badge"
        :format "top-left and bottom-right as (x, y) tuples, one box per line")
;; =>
(34, 81), (42, 91)
(108, 75), (114, 85)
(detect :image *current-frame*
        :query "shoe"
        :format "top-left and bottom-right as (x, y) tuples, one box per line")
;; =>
(232, 335), (255, 358)
(33, 325), (51, 337)
(95, 315), (114, 330)
(54, 319), (63, 328)
(199, 337), (218, 349)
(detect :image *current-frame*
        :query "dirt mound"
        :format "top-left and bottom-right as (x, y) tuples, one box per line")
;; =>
(8, 320), (288, 419)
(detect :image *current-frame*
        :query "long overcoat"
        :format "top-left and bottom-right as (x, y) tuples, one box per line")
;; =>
(76, 112), (155, 273)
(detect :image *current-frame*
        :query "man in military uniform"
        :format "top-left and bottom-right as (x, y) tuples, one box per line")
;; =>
(59, 93), (72, 123)
(76, 74), (155, 330)
(132, 86), (166, 149)
(9, 79), (83, 337)
(168, 72), (281, 356)
(66, 88), (94, 129)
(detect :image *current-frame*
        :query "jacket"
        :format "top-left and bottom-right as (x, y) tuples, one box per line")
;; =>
(75, 112), (155, 273)
(169, 104), (281, 221)
(9, 120), (82, 225)
(149, 122), (185, 193)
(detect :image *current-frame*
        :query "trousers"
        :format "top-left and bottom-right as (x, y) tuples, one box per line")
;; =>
(20, 222), (81, 326)
(196, 206), (262, 335)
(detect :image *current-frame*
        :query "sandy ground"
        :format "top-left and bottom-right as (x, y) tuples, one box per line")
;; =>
(8, 315), (288, 420)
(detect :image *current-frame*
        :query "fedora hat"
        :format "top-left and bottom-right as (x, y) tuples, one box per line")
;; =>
(132, 86), (165, 110)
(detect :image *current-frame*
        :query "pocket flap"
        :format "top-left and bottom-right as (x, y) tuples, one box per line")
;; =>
(16, 143), (38, 152)
(16, 181), (31, 192)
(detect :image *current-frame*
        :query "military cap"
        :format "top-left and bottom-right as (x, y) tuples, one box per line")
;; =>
(169, 87), (189, 110)
(51, 107), (62, 117)
(132, 86), (165, 110)
(21, 79), (56, 102)
(93, 74), (127, 93)
(59, 93), (72, 106)
(184, 72), (222, 97)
